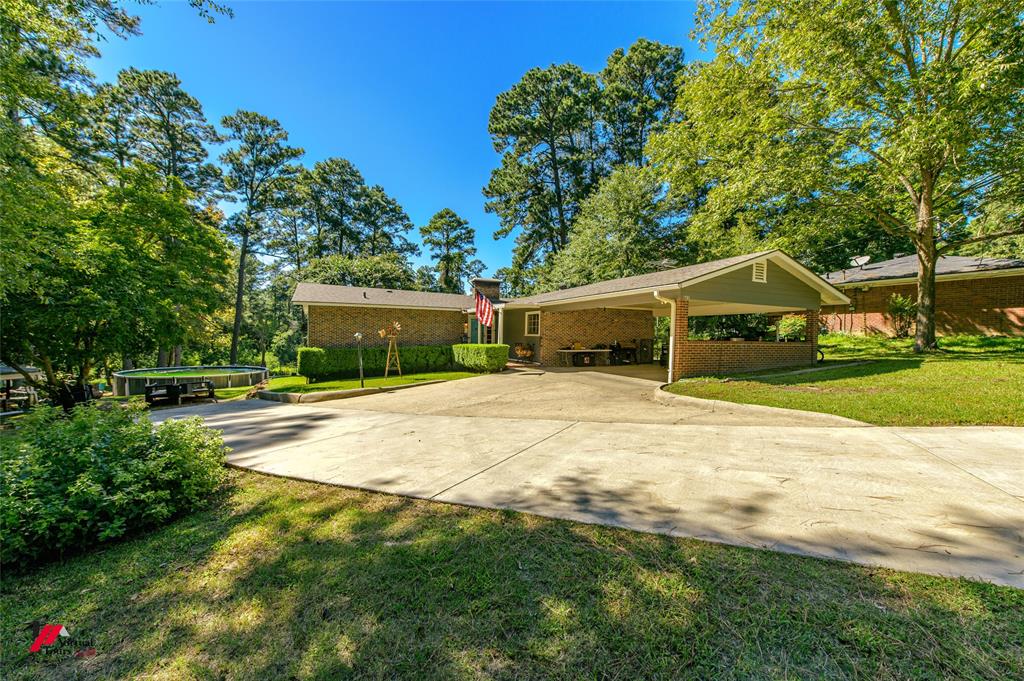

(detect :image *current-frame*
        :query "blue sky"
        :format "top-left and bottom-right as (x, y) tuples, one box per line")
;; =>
(90, 1), (704, 275)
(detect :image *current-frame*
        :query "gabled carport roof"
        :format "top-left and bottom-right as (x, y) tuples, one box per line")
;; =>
(503, 250), (849, 309)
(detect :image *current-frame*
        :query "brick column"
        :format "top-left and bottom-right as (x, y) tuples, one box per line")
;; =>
(670, 299), (689, 382)
(805, 309), (819, 364)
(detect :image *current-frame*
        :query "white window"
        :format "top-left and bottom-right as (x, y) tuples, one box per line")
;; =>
(752, 261), (767, 283)
(525, 311), (540, 336)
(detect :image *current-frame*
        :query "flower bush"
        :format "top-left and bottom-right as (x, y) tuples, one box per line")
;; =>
(1, 402), (227, 569)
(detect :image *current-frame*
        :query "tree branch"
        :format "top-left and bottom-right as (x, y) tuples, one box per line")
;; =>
(937, 222), (1024, 253)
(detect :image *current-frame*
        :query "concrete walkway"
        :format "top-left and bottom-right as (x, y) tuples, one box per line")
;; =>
(156, 394), (1024, 588)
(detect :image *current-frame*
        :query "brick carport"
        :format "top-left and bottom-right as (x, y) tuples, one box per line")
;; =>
(496, 250), (851, 382)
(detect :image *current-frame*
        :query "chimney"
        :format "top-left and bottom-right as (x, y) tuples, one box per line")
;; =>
(471, 277), (501, 300)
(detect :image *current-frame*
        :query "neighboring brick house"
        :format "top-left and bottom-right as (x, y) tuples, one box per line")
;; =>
(820, 255), (1024, 337)
(293, 251), (850, 381)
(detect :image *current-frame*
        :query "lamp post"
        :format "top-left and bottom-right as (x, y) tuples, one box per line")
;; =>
(353, 332), (364, 388)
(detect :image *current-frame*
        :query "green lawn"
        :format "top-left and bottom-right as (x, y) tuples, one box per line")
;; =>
(3, 471), (1020, 680)
(666, 335), (1024, 426)
(268, 371), (478, 394)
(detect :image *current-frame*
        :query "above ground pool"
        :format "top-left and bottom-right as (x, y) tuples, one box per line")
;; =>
(112, 366), (269, 397)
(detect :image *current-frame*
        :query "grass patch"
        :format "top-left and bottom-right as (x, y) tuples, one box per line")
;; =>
(666, 335), (1024, 426)
(268, 371), (478, 394)
(3, 470), (1021, 679)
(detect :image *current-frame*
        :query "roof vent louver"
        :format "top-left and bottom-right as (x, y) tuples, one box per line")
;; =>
(752, 261), (767, 283)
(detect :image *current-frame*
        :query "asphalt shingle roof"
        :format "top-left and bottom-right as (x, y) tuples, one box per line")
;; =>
(508, 251), (775, 305)
(292, 283), (472, 310)
(292, 250), (848, 310)
(824, 255), (1024, 285)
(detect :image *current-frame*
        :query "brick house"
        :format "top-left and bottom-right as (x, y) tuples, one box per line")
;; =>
(820, 255), (1024, 337)
(293, 250), (850, 381)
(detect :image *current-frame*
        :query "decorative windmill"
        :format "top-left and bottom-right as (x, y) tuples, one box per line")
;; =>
(378, 321), (402, 377)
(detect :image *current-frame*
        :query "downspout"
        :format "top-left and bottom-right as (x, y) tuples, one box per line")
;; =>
(653, 291), (675, 383)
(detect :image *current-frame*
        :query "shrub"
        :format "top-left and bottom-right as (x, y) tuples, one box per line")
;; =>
(453, 344), (509, 372)
(0, 402), (227, 569)
(297, 344), (455, 381)
(776, 314), (807, 341)
(887, 293), (917, 338)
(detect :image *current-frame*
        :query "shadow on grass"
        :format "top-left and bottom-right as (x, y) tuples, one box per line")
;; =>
(749, 358), (926, 386)
(3, 471), (1021, 680)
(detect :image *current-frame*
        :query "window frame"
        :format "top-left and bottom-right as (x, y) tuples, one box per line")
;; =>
(524, 311), (541, 336)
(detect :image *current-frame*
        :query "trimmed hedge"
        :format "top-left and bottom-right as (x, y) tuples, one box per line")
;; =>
(297, 344), (455, 381)
(453, 344), (509, 373)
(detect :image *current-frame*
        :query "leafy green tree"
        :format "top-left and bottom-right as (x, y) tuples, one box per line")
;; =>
(484, 64), (605, 281)
(543, 166), (684, 290)
(2, 0), (227, 304)
(299, 157), (366, 257)
(0, 166), (230, 406)
(651, 0), (1024, 351)
(414, 265), (439, 292)
(241, 261), (290, 368)
(116, 68), (221, 197)
(1, 0), (227, 155)
(265, 179), (309, 272)
(220, 110), (304, 364)
(419, 208), (484, 293)
(301, 253), (416, 290)
(601, 39), (685, 166)
(88, 82), (138, 178)
(356, 184), (418, 257)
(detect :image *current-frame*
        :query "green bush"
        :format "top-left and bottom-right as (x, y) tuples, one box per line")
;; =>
(887, 293), (917, 338)
(453, 344), (509, 372)
(297, 344), (455, 381)
(0, 402), (227, 569)
(776, 314), (808, 341)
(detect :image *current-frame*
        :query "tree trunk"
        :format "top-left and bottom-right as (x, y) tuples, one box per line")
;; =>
(230, 231), (249, 364)
(173, 345), (182, 366)
(913, 190), (938, 352)
(913, 242), (938, 352)
(122, 355), (135, 370)
(547, 134), (568, 249)
(158, 348), (169, 367)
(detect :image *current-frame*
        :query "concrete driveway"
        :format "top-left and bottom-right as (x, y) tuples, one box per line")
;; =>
(155, 372), (1024, 588)
(310, 369), (861, 426)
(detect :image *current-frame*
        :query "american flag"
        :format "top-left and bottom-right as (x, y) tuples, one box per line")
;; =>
(475, 289), (494, 328)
